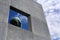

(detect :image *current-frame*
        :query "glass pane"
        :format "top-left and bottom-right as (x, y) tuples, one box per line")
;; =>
(8, 8), (29, 30)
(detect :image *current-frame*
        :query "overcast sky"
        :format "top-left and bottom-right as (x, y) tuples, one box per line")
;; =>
(36, 0), (60, 40)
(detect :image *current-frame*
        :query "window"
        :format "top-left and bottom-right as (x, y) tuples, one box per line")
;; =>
(8, 6), (32, 31)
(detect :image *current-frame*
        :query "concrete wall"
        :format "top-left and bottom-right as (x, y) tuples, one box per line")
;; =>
(0, 0), (11, 40)
(0, 0), (51, 40)
(6, 24), (50, 40)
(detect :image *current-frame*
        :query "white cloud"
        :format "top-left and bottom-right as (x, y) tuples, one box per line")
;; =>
(46, 13), (60, 33)
(36, 0), (60, 40)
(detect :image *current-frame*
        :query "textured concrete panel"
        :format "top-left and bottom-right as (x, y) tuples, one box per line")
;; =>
(0, 23), (50, 40)
(0, 22), (8, 40)
(0, 0), (51, 40)
(31, 16), (50, 37)
(6, 24), (23, 40)
(11, 0), (50, 39)
(0, 1), (11, 23)
(0, 0), (11, 40)
(6, 24), (49, 40)
(6, 24), (33, 40)
(0, 0), (11, 5)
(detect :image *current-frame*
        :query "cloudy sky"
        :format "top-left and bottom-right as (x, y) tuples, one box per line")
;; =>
(35, 0), (60, 40)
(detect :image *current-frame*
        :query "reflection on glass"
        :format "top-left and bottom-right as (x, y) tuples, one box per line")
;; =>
(8, 9), (28, 30)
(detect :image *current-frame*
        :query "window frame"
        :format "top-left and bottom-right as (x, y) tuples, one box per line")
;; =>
(8, 6), (32, 32)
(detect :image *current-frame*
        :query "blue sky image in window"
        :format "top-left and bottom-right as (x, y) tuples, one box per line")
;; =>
(8, 9), (28, 30)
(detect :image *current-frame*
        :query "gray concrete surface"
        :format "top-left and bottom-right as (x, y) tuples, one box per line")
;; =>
(6, 24), (49, 40)
(11, 0), (50, 38)
(0, 0), (51, 40)
(0, 22), (8, 40)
